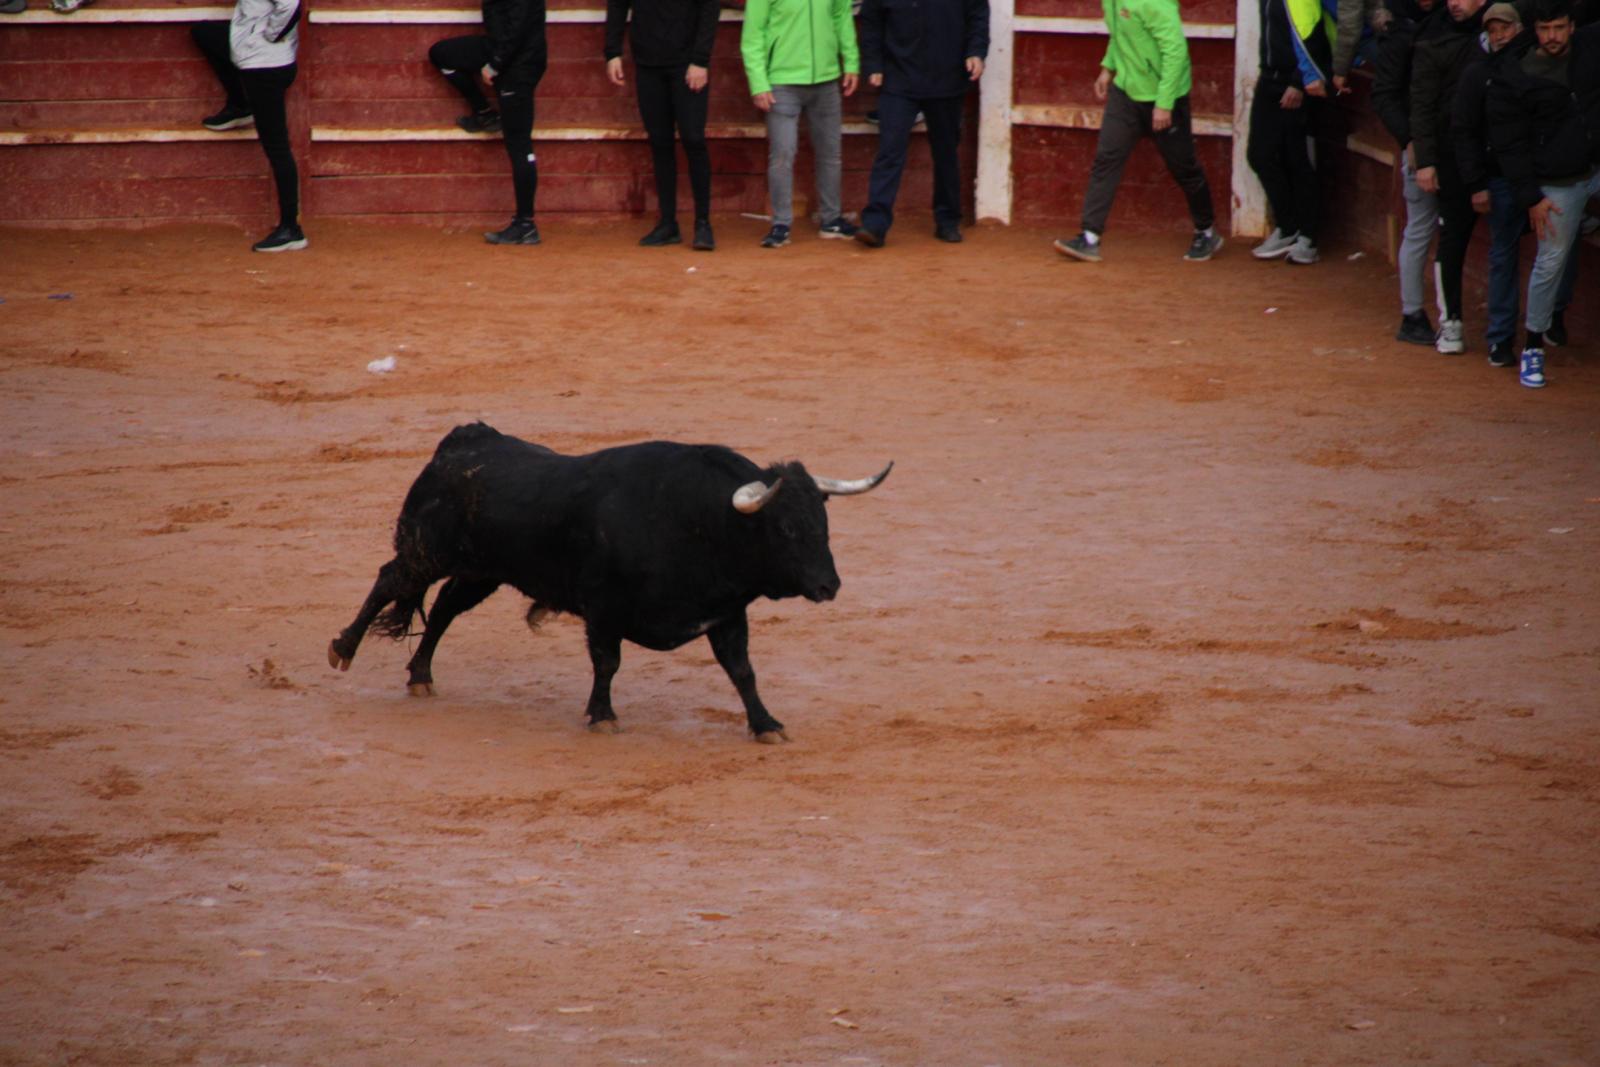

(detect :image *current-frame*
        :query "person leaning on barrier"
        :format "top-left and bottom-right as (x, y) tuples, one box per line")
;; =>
(429, 35), (502, 135)
(191, 0), (307, 252)
(1484, 0), (1600, 387)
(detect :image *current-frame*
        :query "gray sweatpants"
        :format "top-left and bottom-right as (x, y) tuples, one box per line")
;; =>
(765, 80), (844, 227)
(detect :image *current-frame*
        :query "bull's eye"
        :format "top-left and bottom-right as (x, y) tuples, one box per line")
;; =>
(779, 519), (798, 540)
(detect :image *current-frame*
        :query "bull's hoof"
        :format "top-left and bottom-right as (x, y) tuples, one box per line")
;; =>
(407, 682), (436, 697)
(587, 719), (621, 735)
(328, 640), (351, 672)
(754, 729), (790, 745)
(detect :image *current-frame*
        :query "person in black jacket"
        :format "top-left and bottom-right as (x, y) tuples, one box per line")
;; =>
(430, 35), (502, 134)
(481, 0), (549, 245)
(1484, 0), (1600, 386)
(1409, 0), (1490, 353)
(1452, 1), (1579, 365)
(1370, 0), (1445, 341)
(1246, 0), (1333, 265)
(605, 0), (721, 250)
(853, 0), (990, 247)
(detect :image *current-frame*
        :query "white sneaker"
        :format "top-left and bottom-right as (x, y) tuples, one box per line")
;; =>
(1285, 235), (1320, 265)
(1252, 228), (1299, 259)
(1435, 318), (1465, 354)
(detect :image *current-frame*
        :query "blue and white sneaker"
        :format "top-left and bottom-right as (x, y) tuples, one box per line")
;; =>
(1519, 347), (1545, 389)
(818, 217), (857, 239)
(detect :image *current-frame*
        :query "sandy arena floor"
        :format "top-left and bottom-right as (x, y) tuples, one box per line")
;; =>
(2, 218), (1598, 1066)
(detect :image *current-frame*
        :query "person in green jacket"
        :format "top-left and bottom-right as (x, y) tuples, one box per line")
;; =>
(1052, 0), (1223, 262)
(741, 0), (861, 246)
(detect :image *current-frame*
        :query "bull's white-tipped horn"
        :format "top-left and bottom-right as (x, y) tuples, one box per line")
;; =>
(814, 461), (894, 497)
(732, 477), (784, 514)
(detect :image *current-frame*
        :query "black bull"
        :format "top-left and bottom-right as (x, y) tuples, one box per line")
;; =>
(328, 423), (891, 743)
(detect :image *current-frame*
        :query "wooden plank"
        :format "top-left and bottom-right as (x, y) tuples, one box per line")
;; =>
(0, 58), (229, 101)
(0, 25), (216, 63)
(0, 175), (276, 222)
(1018, 0), (1235, 21)
(1013, 34), (1234, 115)
(1, 139), (271, 180)
(0, 6), (230, 22)
(1014, 16), (1233, 38)
(1012, 103), (1233, 137)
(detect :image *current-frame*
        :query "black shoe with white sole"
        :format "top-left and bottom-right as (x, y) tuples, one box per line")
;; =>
(252, 224), (307, 253)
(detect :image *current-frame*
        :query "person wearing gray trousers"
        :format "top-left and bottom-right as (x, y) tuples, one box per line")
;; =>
(766, 83), (845, 230)
(1397, 156), (1440, 342)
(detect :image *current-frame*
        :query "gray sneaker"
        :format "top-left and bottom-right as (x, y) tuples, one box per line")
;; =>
(1184, 230), (1224, 261)
(1252, 227), (1298, 259)
(1284, 235), (1320, 265)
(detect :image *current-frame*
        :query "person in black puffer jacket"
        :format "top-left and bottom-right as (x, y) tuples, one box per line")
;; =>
(1409, 0), (1490, 354)
(605, 0), (722, 250)
(1484, 0), (1600, 385)
(1370, 0), (1447, 342)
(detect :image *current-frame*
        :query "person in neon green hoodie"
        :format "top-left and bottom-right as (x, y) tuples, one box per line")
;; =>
(741, 0), (861, 245)
(1052, 0), (1222, 262)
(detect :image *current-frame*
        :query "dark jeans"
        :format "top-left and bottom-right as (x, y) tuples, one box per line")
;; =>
(429, 35), (493, 114)
(1246, 80), (1318, 241)
(192, 22), (299, 228)
(861, 91), (964, 237)
(634, 63), (711, 222)
(1082, 85), (1214, 236)
(496, 55), (546, 220)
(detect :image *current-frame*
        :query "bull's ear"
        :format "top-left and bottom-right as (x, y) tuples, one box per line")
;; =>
(732, 477), (784, 514)
(814, 461), (893, 498)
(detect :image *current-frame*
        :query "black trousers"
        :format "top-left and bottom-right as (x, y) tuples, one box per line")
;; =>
(1433, 155), (1479, 321)
(1082, 85), (1215, 236)
(192, 22), (299, 228)
(429, 35), (493, 115)
(634, 63), (711, 222)
(495, 55), (547, 219)
(1246, 79), (1318, 241)
(862, 90), (964, 236)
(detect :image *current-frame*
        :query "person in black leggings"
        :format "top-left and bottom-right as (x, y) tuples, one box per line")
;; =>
(481, 0), (549, 245)
(604, 0), (720, 250)
(191, 0), (306, 252)
(429, 35), (501, 134)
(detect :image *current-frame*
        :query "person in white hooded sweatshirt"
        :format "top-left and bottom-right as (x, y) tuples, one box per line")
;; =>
(191, 0), (306, 251)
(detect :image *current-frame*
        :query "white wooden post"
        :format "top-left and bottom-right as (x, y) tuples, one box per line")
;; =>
(975, 0), (1015, 224)
(1231, 0), (1267, 236)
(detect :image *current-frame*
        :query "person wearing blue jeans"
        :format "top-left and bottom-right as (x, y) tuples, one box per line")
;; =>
(854, 0), (989, 246)
(1483, 174), (1580, 360)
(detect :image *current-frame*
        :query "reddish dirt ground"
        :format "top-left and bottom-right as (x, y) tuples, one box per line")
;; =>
(2, 219), (1598, 1066)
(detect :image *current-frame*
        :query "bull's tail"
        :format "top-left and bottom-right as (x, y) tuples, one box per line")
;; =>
(371, 587), (427, 640)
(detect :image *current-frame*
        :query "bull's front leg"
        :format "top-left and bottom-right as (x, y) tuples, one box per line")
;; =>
(707, 614), (788, 744)
(583, 625), (623, 734)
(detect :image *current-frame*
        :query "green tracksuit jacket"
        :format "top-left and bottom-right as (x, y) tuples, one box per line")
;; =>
(1099, 0), (1193, 109)
(741, 0), (860, 96)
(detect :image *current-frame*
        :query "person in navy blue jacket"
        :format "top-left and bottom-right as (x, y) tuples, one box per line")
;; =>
(854, 0), (990, 246)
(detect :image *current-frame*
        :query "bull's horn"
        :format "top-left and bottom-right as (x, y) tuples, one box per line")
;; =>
(732, 477), (784, 514)
(815, 461), (894, 497)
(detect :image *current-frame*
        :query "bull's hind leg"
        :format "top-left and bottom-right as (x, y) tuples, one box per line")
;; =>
(707, 615), (788, 744)
(582, 626), (623, 734)
(329, 559), (417, 670)
(403, 577), (499, 696)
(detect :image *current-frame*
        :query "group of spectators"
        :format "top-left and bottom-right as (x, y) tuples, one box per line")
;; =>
(186, 0), (988, 254)
(178, 0), (1595, 387)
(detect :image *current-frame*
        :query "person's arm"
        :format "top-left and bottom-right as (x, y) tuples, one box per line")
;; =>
(1369, 19), (1413, 145)
(1141, 0), (1190, 113)
(1484, 77), (1543, 211)
(741, 0), (772, 100)
(689, 0), (720, 69)
(964, 0), (990, 68)
(1409, 42), (1440, 171)
(859, 0), (884, 83)
(835, 0), (860, 84)
(1287, 0), (1329, 90)
(603, 0), (630, 61)
(263, 0), (301, 43)
(1332, 0), (1366, 77)
(1451, 64), (1490, 206)
(483, 0), (532, 73)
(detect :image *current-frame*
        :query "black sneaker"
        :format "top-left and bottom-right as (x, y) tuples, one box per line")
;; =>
(203, 104), (254, 132)
(1184, 230), (1224, 261)
(761, 223), (791, 248)
(1487, 340), (1516, 367)
(252, 224), (307, 253)
(1052, 233), (1100, 262)
(1395, 311), (1434, 345)
(484, 218), (540, 245)
(639, 219), (681, 246)
(456, 110), (501, 134)
(935, 223), (963, 243)
(1546, 309), (1567, 347)
(692, 218), (715, 251)
(854, 226), (884, 248)
(818, 217), (857, 239)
